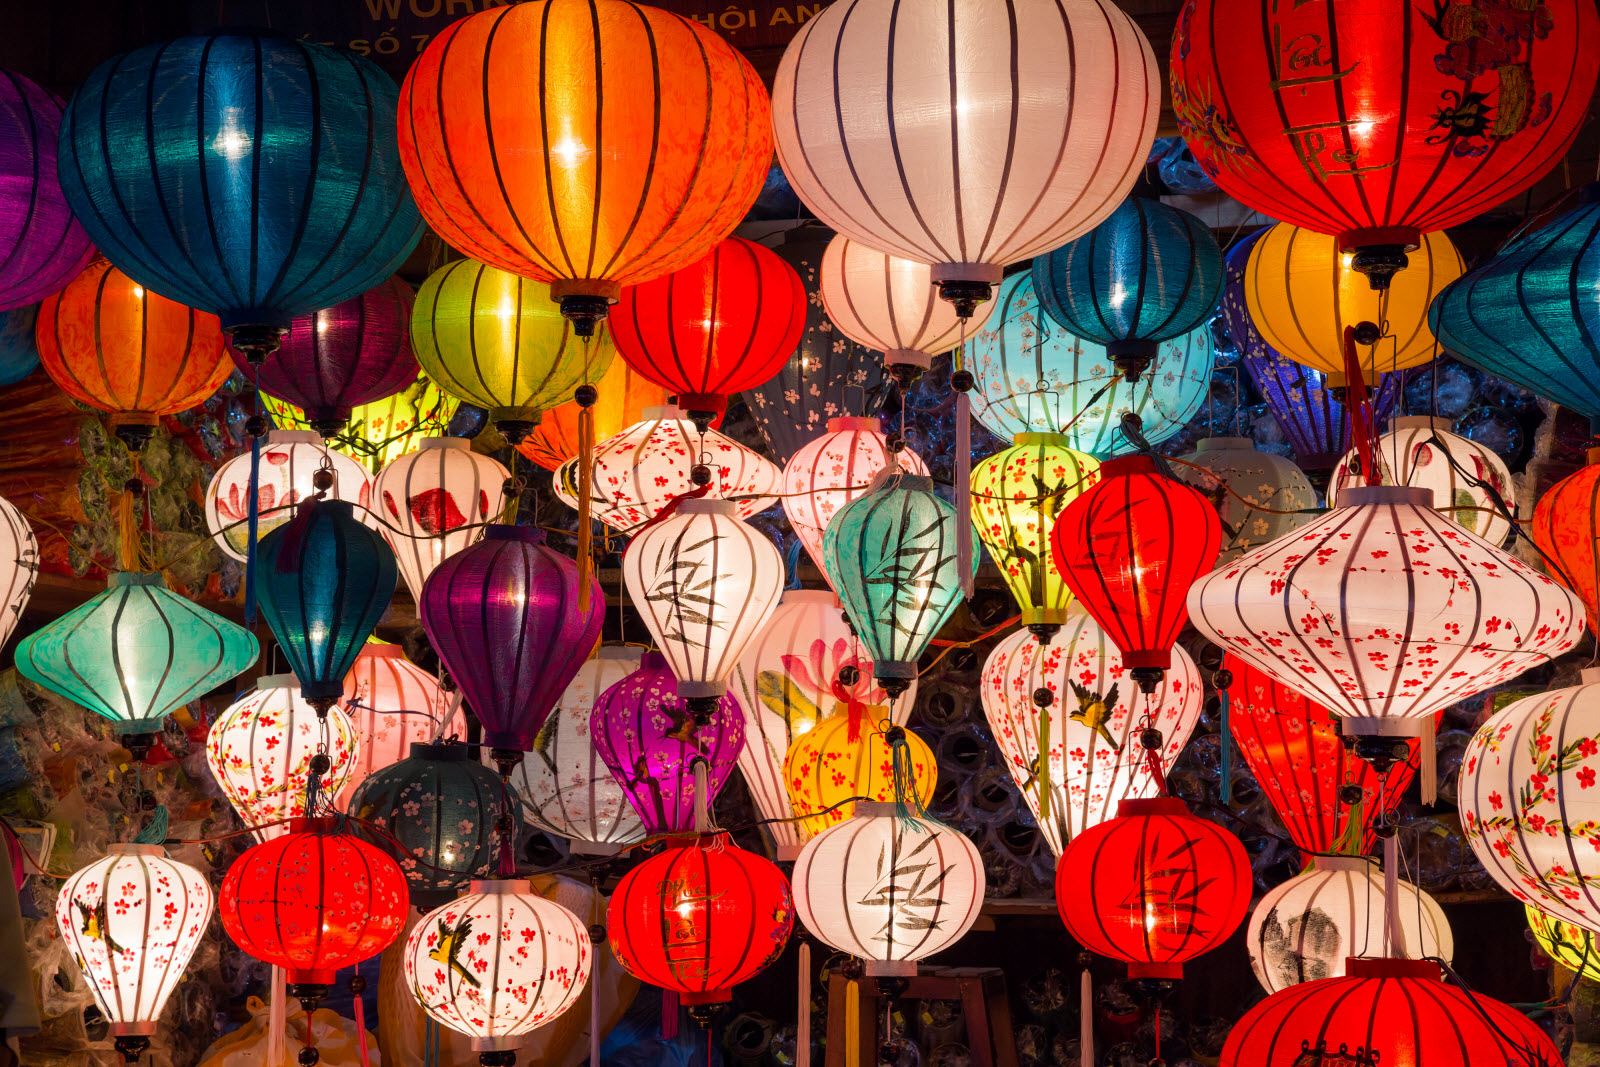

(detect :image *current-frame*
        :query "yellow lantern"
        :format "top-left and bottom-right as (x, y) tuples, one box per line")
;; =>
(1243, 223), (1463, 385)
(265, 376), (460, 475)
(1528, 905), (1600, 980)
(783, 711), (935, 838)
(971, 433), (1098, 640)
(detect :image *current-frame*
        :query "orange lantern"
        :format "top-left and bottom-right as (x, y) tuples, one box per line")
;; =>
(1533, 462), (1600, 637)
(516, 358), (667, 472)
(398, 0), (772, 337)
(35, 257), (231, 450)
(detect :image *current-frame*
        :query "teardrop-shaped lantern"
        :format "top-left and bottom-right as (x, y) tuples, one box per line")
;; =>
(204, 431), (373, 562)
(371, 437), (509, 603)
(339, 642), (464, 805)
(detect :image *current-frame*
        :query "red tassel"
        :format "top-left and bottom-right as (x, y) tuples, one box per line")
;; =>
(1341, 327), (1380, 488)
(1145, 741), (1168, 797)
(661, 988), (680, 1040)
(274, 497), (322, 574)
(845, 701), (866, 744)
(353, 978), (371, 1067)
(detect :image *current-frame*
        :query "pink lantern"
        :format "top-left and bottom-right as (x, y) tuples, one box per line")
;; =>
(372, 437), (509, 602)
(204, 430), (373, 561)
(337, 642), (465, 805)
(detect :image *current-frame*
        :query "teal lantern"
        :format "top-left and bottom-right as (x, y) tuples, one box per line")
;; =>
(822, 472), (977, 699)
(15, 572), (258, 755)
(255, 500), (397, 714)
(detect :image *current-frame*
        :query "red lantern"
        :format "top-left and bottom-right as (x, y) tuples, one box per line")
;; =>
(1222, 958), (1561, 1067)
(1054, 797), (1248, 980)
(610, 238), (806, 423)
(1050, 455), (1221, 693)
(218, 817), (408, 1003)
(606, 836), (793, 1009)
(1532, 461), (1600, 637)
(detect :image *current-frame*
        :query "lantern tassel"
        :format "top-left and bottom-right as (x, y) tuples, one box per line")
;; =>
(844, 977), (860, 1067)
(1419, 715), (1437, 805)
(1218, 689), (1232, 805)
(1383, 829), (1399, 958)
(846, 701), (865, 744)
(1035, 702), (1051, 823)
(353, 979), (370, 1067)
(268, 967), (287, 1067)
(797, 940), (811, 1067)
(245, 431), (262, 629)
(590, 936), (602, 1067)
(1079, 964), (1093, 1067)
(692, 757), (711, 834)
(661, 989), (679, 1041)
(1341, 327), (1379, 487)
(116, 478), (140, 573)
(133, 805), (168, 845)
(889, 728), (929, 831)
(956, 388), (974, 599)
(577, 403), (596, 613)
(1332, 787), (1365, 858)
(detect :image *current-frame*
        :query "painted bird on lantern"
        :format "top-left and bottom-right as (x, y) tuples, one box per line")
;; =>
(1069, 681), (1121, 751)
(428, 915), (481, 990)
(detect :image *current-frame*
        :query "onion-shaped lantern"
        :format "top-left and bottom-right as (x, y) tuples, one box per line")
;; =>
(1533, 461), (1600, 638)
(339, 642), (463, 805)
(1172, 437), (1314, 564)
(0, 494), (37, 649)
(784, 711), (936, 838)
(372, 437), (509, 603)
(0, 67), (93, 310)
(204, 431), (373, 562)
(516, 359), (667, 472)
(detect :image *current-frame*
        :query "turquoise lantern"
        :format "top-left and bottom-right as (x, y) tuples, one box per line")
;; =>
(15, 573), (258, 756)
(0, 304), (40, 386)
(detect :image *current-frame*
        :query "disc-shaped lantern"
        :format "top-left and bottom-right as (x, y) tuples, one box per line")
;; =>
(784, 712), (936, 838)
(1533, 462), (1600, 638)
(1172, 437), (1314, 564)
(515, 359), (667, 472)
(339, 642), (463, 805)
(0, 67), (93, 310)
(0, 494), (37, 650)
(372, 437), (509, 603)
(204, 431), (373, 562)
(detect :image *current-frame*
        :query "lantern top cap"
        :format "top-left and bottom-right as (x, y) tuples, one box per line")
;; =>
(596, 644), (640, 661)
(1012, 432), (1073, 448)
(1115, 797), (1190, 818)
(827, 416), (883, 433)
(484, 525), (546, 545)
(641, 650), (669, 671)
(782, 589), (839, 607)
(289, 816), (339, 835)
(1388, 415), (1453, 433)
(1344, 957), (1441, 981)
(854, 801), (913, 819)
(1195, 437), (1255, 452)
(355, 642), (403, 660)
(268, 430), (325, 445)
(678, 498), (737, 517)
(254, 673), (301, 691)
(1335, 485), (1434, 508)
(1097, 455), (1161, 479)
(408, 741), (470, 761)
(106, 843), (166, 858)
(1313, 855), (1378, 873)
(468, 878), (534, 895)
(419, 437), (469, 451)
(108, 572), (164, 590)
(642, 405), (688, 421)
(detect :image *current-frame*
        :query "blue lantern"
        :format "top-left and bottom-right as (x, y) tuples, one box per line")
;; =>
(0, 304), (40, 387)
(57, 32), (423, 363)
(1031, 198), (1223, 383)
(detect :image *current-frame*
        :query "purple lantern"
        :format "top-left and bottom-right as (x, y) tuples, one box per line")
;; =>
(1225, 229), (1400, 471)
(419, 525), (604, 774)
(591, 652), (746, 834)
(236, 275), (418, 435)
(0, 69), (94, 311)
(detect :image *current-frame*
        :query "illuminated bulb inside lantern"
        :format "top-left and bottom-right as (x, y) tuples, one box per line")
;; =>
(213, 121), (251, 160)
(1109, 284), (1127, 307)
(132, 286), (143, 298)
(1349, 120), (1374, 136)
(550, 138), (589, 166)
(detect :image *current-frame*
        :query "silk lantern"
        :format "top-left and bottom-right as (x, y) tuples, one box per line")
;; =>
(793, 801), (984, 976)
(0, 304), (41, 385)
(35, 257), (232, 449)
(1050, 456), (1221, 693)
(205, 431), (373, 562)
(399, 0), (771, 335)
(1032, 199), (1223, 381)
(56, 844), (213, 1062)
(420, 526), (605, 772)
(340, 643), (463, 805)
(267, 375), (461, 474)
(1172, 437), (1315, 564)
(0, 494), (37, 650)
(611, 237), (805, 423)
(772, 0), (1159, 316)
(980, 620), (1204, 855)
(784, 711), (936, 838)
(372, 437), (509, 603)
(516, 359), (667, 472)
(1533, 462), (1600, 637)
(1528, 905), (1600, 980)
(0, 68), (93, 310)
(59, 31), (423, 362)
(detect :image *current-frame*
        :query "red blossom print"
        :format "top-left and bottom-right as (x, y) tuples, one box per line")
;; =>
(1579, 767), (1596, 790)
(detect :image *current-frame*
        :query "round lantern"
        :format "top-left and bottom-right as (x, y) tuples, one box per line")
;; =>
(553, 405), (779, 534)
(206, 675), (359, 841)
(1032, 199), (1223, 381)
(972, 434), (1100, 637)
(1533, 461), (1600, 637)
(606, 836), (793, 1007)
(398, 0), (771, 335)
(793, 802), (984, 976)
(516, 359), (667, 472)
(16, 573), (258, 753)
(818, 235), (994, 372)
(35, 257), (231, 449)
(351, 741), (518, 908)
(242, 276), (417, 436)
(371, 437), (509, 603)
(404, 880), (591, 1058)
(1246, 857), (1452, 994)
(0, 68), (93, 311)
(967, 272), (1212, 454)
(1050, 455), (1221, 692)
(420, 526), (605, 771)
(55, 845), (213, 1062)
(511, 646), (646, 855)
(0, 494), (37, 650)
(0, 304), (42, 385)
(980, 620), (1204, 855)
(785, 711), (937, 839)
(1172, 437), (1315, 564)
(782, 417), (930, 587)
(611, 238), (806, 422)
(59, 31), (422, 361)
(204, 430), (373, 562)
(772, 0), (1159, 316)
(1332, 415), (1515, 546)
(622, 500), (783, 713)
(218, 816), (408, 1004)
(1055, 797), (1250, 979)
(269, 375), (461, 475)
(411, 258), (615, 442)
(590, 651), (746, 833)
(1243, 224), (1462, 383)
(339, 642), (464, 805)
(1528, 905), (1600, 980)
(254, 500), (398, 713)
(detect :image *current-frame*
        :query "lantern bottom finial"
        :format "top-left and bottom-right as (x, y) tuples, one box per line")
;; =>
(1344, 732), (1413, 775)
(1348, 245), (1411, 291)
(285, 982), (329, 1013)
(686, 1003), (725, 1030)
(558, 294), (611, 339)
(118, 731), (160, 763)
(114, 1036), (151, 1063)
(489, 748), (525, 778)
(307, 413), (350, 439)
(111, 421), (158, 452)
(1128, 667), (1164, 695)
(226, 323), (290, 365)
(1026, 621), (1061, 644)
(479, 1052), (517, 1067)
(933, 280), (993, 320)
(1107, 340), (1158, 384)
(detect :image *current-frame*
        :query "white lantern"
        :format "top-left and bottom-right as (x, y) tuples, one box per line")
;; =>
(554, 405), (779, 533)
(1246, 857), (1452, 994)
(818, 236), (994, 370)
(56, 844), (214, 1059)
(622, 500), (784, 712)
(980, 617), (1204, 854)
(205, 430), (374, 561)
(772, 0), (1158, 307)
(793, 802), (984, 976)
(1172, 437), (1315, 564)
(404, 879), (592, 1053)
(727, 590), (916, 859)
(337, 642), (466, 806)
(510, 646), (647, 855)
(206, 674), (359, 840)
(0, 493), (37, 648)
(781, 418), (929, 586)
(371, 437), (509, 602)
(1332, 416), (1515, 547)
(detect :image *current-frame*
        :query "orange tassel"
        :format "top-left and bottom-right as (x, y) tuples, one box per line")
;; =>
(577, 402), (596, 612)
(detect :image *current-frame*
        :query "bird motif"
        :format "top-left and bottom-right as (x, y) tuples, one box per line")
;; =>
(1068, 680), (1121, 751)
(428, 915), (481, 989)
(75, 897), (125, 956)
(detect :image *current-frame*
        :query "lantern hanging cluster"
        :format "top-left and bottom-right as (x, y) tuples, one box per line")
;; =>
(1172, 437), (1314, 564)
(338, 641), (464, 805)
(516, 358), (667, 473)
(0, 66), (93, 311)
(371, 437), (509, 604)
(204, 431), (373, 562)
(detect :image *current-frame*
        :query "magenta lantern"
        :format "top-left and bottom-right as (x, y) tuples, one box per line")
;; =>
(0, 68), (94, 311)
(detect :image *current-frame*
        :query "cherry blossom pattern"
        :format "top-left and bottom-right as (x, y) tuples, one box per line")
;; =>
(337, 642), (464, 807)
(370, 436), (509, 603)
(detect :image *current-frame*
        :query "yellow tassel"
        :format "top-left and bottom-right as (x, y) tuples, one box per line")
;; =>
(844, 978), (860, 1067)
(116, 452), (145, 572)
(576, 402), (596, 612)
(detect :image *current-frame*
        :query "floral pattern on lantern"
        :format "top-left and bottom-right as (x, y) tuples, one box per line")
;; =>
(1172, 437), (1314, 564)
(338, 642), (464, 806)
(204, 431), (374, 561)
(784, 710), (936, 837)
(1528, 905), (1600, 980)
(266, 375), (461, 475)
(372, 437), (509, 603)
(516, 359), (667, 472)
(818, 235), (994, 369)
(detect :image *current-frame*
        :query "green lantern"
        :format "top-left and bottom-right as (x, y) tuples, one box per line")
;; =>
(16, 572), (258, 755)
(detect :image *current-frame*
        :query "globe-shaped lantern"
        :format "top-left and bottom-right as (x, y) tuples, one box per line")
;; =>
(1533, 462), (1600, 638)
(267, 375), (461, 474)
(590, 652), (746, 834)
(404, 880), (592, 1062)
(1527, 905), (1600, 980)
(980, 620), (1204, 855)
(0, 303), (41, 385)
(372, 437), (509, 603)
(772, 0), (1159, 316)
(515, 359), (667, 472)
(784, 713), (936, 838)
(1032, 199), (1223, 382)
(204, 431), (373, 562)
(1050, 456), (1221, 693)
(339, 642), (464, 806)
(56, 845), (213, 1062)
(1246, 857), (1451, 995)
(16, 573), (258, 756)
(0, 494), (37, 650)
(0, 68), (93, 310)
(793, 802), (984, 976)
(1172, 437), (1314, 564)
(1055, 797), (1250, 980)
(420, 526), (605, 772)
(59, 31), (423, 362)
(607, 836), (792, 1008)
